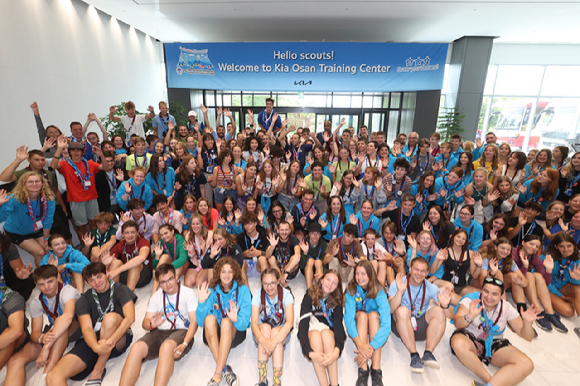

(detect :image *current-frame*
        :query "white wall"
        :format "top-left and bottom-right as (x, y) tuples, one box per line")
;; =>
(490, 43), (580, 65)
(0, 0), (165, 167)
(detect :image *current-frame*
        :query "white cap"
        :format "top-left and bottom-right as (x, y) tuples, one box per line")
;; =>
(188, 110), (197, 117)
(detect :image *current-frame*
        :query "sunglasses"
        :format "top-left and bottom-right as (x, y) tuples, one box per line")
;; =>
(484, 277), (503, 286)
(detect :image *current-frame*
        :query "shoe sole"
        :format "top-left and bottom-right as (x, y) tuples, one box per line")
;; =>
(575, 329), (580, 339)
(535, 320), (553, 332)
(410, 367), (425, 374)
(423, 361), (440, 370)
(551, 324), (569, 334)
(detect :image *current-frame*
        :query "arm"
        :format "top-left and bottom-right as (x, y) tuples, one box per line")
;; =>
(108, 301), (136, 345)
(108, 106), (122, 123)
(388, 287), (404, 313)
(40, 299), (76, 351)
(369, 291), (391, 349)
(0, 311), (25, 350)
(111, 246), (150, 277)
(298, 293), (314, 357)
(0, 145), (30, 182)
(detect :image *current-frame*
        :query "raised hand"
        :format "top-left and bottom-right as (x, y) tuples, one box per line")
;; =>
(569, 264), (580, 281)
(517, 183), (527, 195)
(558, 218), (569, 232)
(124, 182), (132, 195)
(437, 286), (452, 308)
(521, 304), (542, 324)
(488, 190), (501, 202)
(57, 135), (69, 149)
(47, 254), (58, 268)
(198, 282), (211, 303)
(14, 263), (33, 280)
(82, 232), (95, 248)
(340, 117), (346, 125)
(210, 241), (222, 259)
(352, 178), (360, 189)
(199, 104), (208, 114)
(468, 298), (483, 320)
(490, 229), (498, 241)
(101, 249), (114, 267)
(226, 300), (239, 322)
(464, 196), (476, 206)
(328, 163), (336, 174)
(120, 212), (130, 223)
(234, 208), (242, 221)
(30, 101), (39, 115)
(518, 211), (527, 226)
(519, 250), (529, 269)
(406, 234), (417, 250)
(309, 207), (318, 220)
(416, 193), (424, 204)
(345, 253), (355, 267)
(318, 217), (329, 228)
(395, 273), (406, 292)
(109, 106), (117, 114)
(375, 177), (383, 189)
(455, 188), (464, 198)
(0, 190), (11, 206)
(435, 248), (448, 261)
(153, 241), (164, 259)
(285, 150), (292, 161)
(299, 239), (309, 254)
(543, 254), (554, 272)
(319, 184), (326, 195)
(394, 240), (405, 257)
(147, 105), (155, 113)
(168, 120), (175, 131)
(349, 214), (357, 225)
(42, 137), (57, 151)
(422, 221), (431, 232)
(475, 137), (483, 149)
(115, 168), (124, 181)
(385, 201), (397, 211)
(489, 259), (499, 276)
(439, 187), (447, 198)
(258, 208), (265, 222)
(472, 251), (483, 268)
(174, 181), (182, 191)
(332, 243), (340, 257)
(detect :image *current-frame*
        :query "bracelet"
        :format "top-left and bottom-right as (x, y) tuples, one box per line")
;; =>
(441, 304), (450, 310)
(150, 322), (157, 331)
(181, 341), (189, 346)
(464, 314), (473, 324)
(38, 333), (45, 344)
(43, 237), (49, 241)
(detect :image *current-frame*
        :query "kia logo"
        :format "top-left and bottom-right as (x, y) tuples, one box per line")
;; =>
(294, 80), (312, 85)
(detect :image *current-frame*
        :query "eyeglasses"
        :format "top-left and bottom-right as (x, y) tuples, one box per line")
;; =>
(159, 276), (176, 285)
(263, 282), (277, 287)
(272, 209), (283, 214)
(26, 180), (42, 184)
(484, 277), (503, 286)
(459, 212), (471, 217)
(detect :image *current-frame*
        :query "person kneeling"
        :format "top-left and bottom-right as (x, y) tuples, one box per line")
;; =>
(46, 262), (136, 386)
(251, 268), (295, 386)
(196, 257), (251, 386)
(451, 277), (539, 386)
(345, 260), (391, 386)
(388, 257), (453, 374)
(6, 265), (80, 386)
(119, 264), (198, 386)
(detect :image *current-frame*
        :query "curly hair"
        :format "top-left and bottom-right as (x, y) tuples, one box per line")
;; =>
(308, 269), (343, 308)
(477, 144), (499, 173)
(12, 171), (54, 203)
(209, 256), (246, 289)
(346, 260), (385, 299)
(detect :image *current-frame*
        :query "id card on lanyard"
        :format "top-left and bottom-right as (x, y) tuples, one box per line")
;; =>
(407, 277), (426, 331)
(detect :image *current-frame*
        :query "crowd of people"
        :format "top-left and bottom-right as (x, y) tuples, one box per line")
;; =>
(0, 97), (578, 386)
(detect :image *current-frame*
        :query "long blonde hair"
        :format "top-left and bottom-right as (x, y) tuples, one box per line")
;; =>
(478, 144), (499, 172)
(187, 214), (209, 242)
(12, 171), (54, 203)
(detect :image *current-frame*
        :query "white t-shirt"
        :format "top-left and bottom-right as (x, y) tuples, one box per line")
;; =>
(360, 157), (383, 176)
(251, 287), (294, 324)
(147, 285), (198, 330)
(120, 115), (147, 142)
(29, 285), (80, 319)
(459, 297), (520, 340)
(361, 242), (387, 261)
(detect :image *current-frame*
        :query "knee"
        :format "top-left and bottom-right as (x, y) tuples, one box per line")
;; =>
(368, 311), (380, 323)
(46, 368), (63, 386)
(519, 355), (535, 376)
(432, 307), (446, 322)
(260, 324), (272, 338)
(131, 342), (149, 359)
(101, 312), (121, 331)
(394, 306), (410, 321)
(355, 311), (368, 324)
(205, 315), (218, 330)
(305, 259), (314, 268)
(160, 340), (177, 354)
(320, 329), (334, 341)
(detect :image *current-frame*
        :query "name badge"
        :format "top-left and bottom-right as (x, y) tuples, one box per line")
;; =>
(84, 181), (92, 187)
(163, 189), (168, 195)
(452, 275), (459, 285)
(94, 321), (102, 332)
(411, 316), (418, 331)
(332, 235), (337, 240)
(219, 188), (225, 194)
(397, 235), (406, 242)
(36, 221), (43, 230)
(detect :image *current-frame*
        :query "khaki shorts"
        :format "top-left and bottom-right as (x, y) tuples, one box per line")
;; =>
(138, 329), (194, 362)
(70, 199), (99, 226)
(329, 258), (355, 283)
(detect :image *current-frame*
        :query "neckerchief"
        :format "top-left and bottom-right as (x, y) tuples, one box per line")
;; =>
(67, 159), (92, 190)
(354, 286), (369, 312)
(27, 195), (47, 231)
(92, 280), (115, 322)
(40, 283), (63, 325)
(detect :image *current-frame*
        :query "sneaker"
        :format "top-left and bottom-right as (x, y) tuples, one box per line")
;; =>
(574, 327), (580, 339)
(546, 313), (569, 333)
(535, 312), (553, 331)
(472, 380), (485, 386)
(254, 383), (268, 386)
(422, 351), (440, 370)
(410, 354), (424, 374)
(356, 367), (370, 386)
(223, 365), (239, 386)
(371, 369), (384, 386)
(206, 379), (220, 386)
(85, 369), (106, 386)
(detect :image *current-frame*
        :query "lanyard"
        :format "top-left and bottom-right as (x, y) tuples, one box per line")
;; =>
(123, 241), (139, 261)
(407, 277), (426, 317)
(92, 281), (115, 322)
(292, 146), (301, 160)
(340, 237), (354, 261)
(40, 282), (63, 325)
(130, 183), (145, 200)
(298, 204), (313, 227)
(393, 176), (406, 197)
(355, 286), (369, 311)
(319, 298), (333, 327)
(430, 224), (442, 244)
(416, 153), (430, 172)
(264, 292), (282, 321)
(478, 293), (503, 332)
(216, 287), (239, 318)
(163, 285), (190, 329)
(104, 172), (117, 192)
(187, 172), (197, 195)
(27, 196), (47, 231)
(219, 166), (234, 187)
(364, 184), (376, 200)
(135, 154), (148, 169)
(67, 159), (91, 190)
(383, 237), (394, 255)
(95, 228), (111, 247)
(277, 239), (291, 263)
(0, 253), (4, 283)
(557, 259), (572, 282)
(431, 146), (440, 157)
(314, 178), (323, 201)
(566, 172), (580, 195)
(449, 248), (466, 272)
(154, 171), (167, 192)
(366, 155), (377, 168)
(399, 209), (413, 236)
(204, 149), (216, 167)
(518, 221), (536, 246)
(309, 243), (323, 260)
(244, 234), (261, 250)
(163, 238), (178, 261)
(330, 215), (341, 237)
(358, 217), (373, 237)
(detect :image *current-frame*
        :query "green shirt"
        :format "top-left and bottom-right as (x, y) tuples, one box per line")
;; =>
(153, 234), (188, 269)
(332, 160), (356, 182)
(89, 227), (116, 248)
(305, 175), (332, 202)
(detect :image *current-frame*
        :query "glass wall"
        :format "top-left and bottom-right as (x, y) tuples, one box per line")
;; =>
(478, 65), (580, 152)
(192, 90), (417, 137)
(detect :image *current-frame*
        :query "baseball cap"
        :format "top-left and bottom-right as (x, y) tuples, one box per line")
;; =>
(68, 142), (85, 151)
(188, 110), (197, 117)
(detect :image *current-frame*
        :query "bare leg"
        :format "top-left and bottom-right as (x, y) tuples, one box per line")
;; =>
(308, 330), (329, 386)
(215, 318), (236, 380)
(488, 346), (534, 386)
(204, 314), (223, 382)
(368, 312), (382, 370)
(155, 339), (179, 386)
(184, 268), (199, 288)
(46, 353), (88, 386)
(425, 306), (446, 352)
(6, 342), (42, 386)
(550, 293), (575, 318)
(355, 312), (369, 370)
(257, 323), (272, 383)
(394, 306), (417, 353)
(305, 259), (314, 289)
(376, 261), (387, 286)
(18, 238), (46, 267)
(450, 333), (491, 383)
(321, 329), (338, 386)
(314, 260), (324, 284)
(71, 272), (85, 294)
(125, 264), (143, 291)
(386, 266), (395, 286)
(88, 312), (123, 381)
(119, 341), (148, 386)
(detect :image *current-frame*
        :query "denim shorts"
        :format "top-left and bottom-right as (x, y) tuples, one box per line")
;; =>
(214, 187), (237, 205)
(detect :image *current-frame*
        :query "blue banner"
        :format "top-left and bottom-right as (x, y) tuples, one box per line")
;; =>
(164, 42), (447, 93)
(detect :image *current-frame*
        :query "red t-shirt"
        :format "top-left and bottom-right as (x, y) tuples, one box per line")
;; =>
(202, 208), (220, 230)
(58, 159), (100, 202)
(110, 237), (152, 270)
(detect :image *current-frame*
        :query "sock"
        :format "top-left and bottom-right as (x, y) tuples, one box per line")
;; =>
(273, 367), (283, 386)
(516, 303), (527, 315)
(258, 360), (268, 384)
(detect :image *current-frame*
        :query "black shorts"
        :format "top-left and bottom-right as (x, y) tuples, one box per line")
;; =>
(450, 329), (511, 365)
(5, 229), (44, 245)
(392, 313), (429, 342)
(67, 328), (133, 381)
(201, 253), (244, 271)
(138, 329), (194, 362)
(119, 265), (152, 289)
(202, 325), (246, 349)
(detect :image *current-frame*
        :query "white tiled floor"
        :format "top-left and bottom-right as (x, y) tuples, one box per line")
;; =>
(1, 246), (580, 386)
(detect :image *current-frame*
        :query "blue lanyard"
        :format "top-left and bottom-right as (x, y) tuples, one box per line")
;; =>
(319, 298), (333, 327)
(265, 294), (282, 320)
(0, 253), (4, 283)
(32, 197), (41, 219)
(518, 221), (536, 246)
(399, 209), (413, 236)
(383, 237), (394, 254)
(355, 286), (369, 312)
(67, 159), (91, 190)
(365, 184), (376, 200)
(245, 235), (261, 250)
(330, 215), (341, 237)
(309, 243), (323, 260)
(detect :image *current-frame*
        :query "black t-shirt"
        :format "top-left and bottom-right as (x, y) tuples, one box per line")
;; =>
(237, 229), (269, 254)
(381, 208), (421, 238)
(0, 290), (27, 334)
(75, 282), (136, 327)
(2, 244), (35, 300)
(175, 172), (207, 210)
(273, 236), (299, 267)
(508, 218), (544, 247)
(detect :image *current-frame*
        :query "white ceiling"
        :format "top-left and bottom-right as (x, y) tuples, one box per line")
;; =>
(82, 0), (580, 44)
